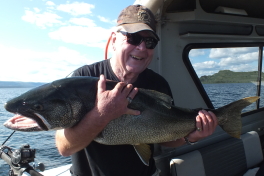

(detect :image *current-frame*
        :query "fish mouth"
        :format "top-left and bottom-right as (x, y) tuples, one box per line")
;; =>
(4, 113), (50, 132)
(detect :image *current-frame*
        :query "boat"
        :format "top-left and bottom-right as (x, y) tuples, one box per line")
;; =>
(251, 81), (264, 86)
(20, 164), (71, 176)
(135, 0), (264, 175)
(5, 0), (264, 175)
(39, 164), (71, 176)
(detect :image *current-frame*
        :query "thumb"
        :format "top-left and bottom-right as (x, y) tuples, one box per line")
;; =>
(126, 108), (141, 116)
(97, 74), (106, 94)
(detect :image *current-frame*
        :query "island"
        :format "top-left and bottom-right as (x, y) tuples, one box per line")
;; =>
(200, 70), (263, 84)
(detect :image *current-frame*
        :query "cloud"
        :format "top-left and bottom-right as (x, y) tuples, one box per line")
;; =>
(193, 61), (219, 71)
(69, 17), (96, 27)
(192, 61), (220, 77)
(196, 70), (218, 78)
(49, 26), (112, 48)
(209, 47), (258, 59)
(22, 2), (114, 48)
(228, 64), (257, 72)
(57, 2), (95, 16)
(33, 7), (41, 13)
(0, 45), (97, 82)
(22, 9), (63, 29)
(218, 52), (258, 66)
(22, 2), (96, 29)
(189, 49), (205, 57)
(97, 16), (116, 24)
(190, 47), (260, 77)
(195, 60), (258, 77)
(46, 1), (55, 6)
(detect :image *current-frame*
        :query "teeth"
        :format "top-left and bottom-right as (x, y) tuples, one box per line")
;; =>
(132, 55), (143, 60)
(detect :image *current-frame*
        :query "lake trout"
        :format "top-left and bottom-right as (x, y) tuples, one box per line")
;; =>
(3, 76), (259, 165)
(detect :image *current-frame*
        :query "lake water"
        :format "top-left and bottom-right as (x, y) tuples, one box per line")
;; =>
(0, 83), (261, 175)
(0, 88), (71, 175)
(203, 83), (261, 112)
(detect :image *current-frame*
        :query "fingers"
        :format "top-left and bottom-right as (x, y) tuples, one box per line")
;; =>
(97, 75), (140, 116)
(195, 115), (202, 131)
(197, 110), (218, 135)
(98, 74), (137, 100)
(198, 110), (209, 132)
(114, 82), (139, 115)
(187, 110), (218, 142)
(113, 81), (138, 104)
(126, 108), (140, 116)
(127, 87), (138, 99)
(97, 75), (106, 94)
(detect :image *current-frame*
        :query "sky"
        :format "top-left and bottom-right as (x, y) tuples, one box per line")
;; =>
(0, 0), (262, 83)
(189, 47), (260, 78)
(0, 0), (135, 82)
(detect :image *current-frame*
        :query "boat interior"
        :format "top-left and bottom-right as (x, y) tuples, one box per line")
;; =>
(133, 0), (264, 175)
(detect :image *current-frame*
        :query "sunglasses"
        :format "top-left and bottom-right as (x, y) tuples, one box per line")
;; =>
(118, 31), (158, 49)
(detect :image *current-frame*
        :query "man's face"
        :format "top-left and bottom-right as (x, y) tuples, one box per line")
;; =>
(113, 30), (155, 75)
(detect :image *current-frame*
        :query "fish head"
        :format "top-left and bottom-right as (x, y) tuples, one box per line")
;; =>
(4, 81), (84, 132)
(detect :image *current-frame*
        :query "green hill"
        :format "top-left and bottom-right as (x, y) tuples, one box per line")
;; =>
(200, 70), (263, 84)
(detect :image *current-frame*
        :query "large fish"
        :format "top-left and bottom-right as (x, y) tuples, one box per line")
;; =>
(3, 76), (259, 165)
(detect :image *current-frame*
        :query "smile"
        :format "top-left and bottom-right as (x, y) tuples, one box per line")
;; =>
(131, 55), (144, 60)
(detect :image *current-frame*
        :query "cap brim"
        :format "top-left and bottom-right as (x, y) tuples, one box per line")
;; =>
(121, 23), (160, 41)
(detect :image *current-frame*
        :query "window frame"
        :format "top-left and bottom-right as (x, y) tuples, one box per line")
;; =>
(183, 42), (264, 115)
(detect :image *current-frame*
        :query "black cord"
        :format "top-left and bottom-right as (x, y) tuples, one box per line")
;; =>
(2, 131), (16, 145)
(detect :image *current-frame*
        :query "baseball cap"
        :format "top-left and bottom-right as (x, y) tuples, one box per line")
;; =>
(117, 4), (159, 40)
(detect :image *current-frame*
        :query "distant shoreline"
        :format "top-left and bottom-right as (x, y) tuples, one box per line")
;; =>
(200, 70), (264, 84)
(0, 86), (38, 88)
(1, 70), (263, 87)
(0, 81), (45, 88)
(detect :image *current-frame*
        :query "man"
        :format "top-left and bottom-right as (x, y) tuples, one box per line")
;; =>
(55, 4), (218, 176)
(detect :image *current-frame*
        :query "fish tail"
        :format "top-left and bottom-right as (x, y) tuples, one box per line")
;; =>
(216, 96), (259, 138)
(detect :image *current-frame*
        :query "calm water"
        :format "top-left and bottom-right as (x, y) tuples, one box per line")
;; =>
(203, 83), (261, 112)
(0, 83), (261, 175)
(0, 88), (71, 175)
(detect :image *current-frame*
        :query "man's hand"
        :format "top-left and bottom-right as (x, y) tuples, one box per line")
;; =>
(95, 75), (140, 123)
(55, 75), (140, 156)
(160, 110), (218, 147)
(187, 110), (218, 142)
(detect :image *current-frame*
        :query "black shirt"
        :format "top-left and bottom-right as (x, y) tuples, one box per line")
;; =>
(70, 59), (173, 176)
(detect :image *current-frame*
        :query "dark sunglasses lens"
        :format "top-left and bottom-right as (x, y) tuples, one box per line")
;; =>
(144, 38), (158, 49)
(125, 32), (158, 49)
(127, 33), (142, 46)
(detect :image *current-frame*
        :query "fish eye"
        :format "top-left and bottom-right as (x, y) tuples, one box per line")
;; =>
(33, 104), (43, 111)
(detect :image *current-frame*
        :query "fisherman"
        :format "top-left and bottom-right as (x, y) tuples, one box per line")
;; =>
(55, 4), (218, 176)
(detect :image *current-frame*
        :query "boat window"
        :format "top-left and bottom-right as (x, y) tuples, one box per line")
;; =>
(261, 46), (264, 108)
(188, 45), (264, 112)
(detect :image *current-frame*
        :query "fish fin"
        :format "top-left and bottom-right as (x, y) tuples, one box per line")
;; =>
(133, 144), (151, 166)
(139, 89), (173, 109)
(217, 96), (259, 138)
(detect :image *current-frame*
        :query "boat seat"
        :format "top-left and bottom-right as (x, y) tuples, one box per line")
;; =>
(170, 131), (263, 176)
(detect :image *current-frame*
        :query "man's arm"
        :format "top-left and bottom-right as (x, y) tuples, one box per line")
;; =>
(160, 110), (218, 147)
(55, 75), (140, 156)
